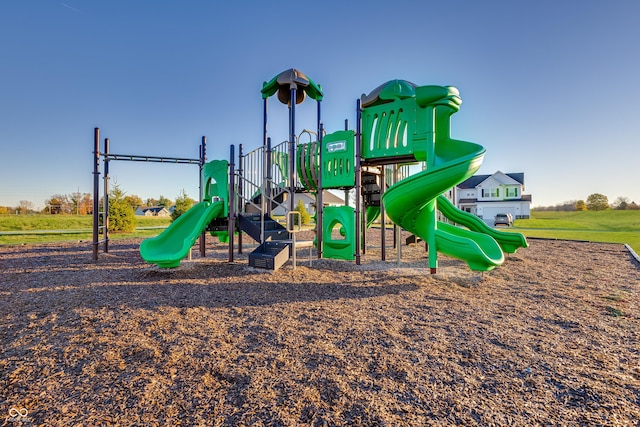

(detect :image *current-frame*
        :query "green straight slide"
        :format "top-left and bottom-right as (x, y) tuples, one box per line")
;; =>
(140, 159), (229, 268)
(140, 200), (225, 268)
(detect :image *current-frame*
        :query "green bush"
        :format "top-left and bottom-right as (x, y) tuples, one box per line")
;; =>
(107, 185), (136, 233)
(294, 199), (312, 225)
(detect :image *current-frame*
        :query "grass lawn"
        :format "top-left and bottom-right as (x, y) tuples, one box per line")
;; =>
(2, 210), (639, 254)
(0, 214), (171, 245)
(513, 210), (640, 253)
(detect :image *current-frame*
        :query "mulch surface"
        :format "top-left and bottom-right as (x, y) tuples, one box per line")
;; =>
(1, 230), (639, 426)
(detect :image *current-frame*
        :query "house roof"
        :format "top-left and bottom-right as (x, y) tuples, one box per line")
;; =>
(458, 172), (524, 189)
(458, 198), (478, 204)
(138, 206), (168, 213)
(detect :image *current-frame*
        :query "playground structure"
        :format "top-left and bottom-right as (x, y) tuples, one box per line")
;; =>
(94, 68), (528, 272)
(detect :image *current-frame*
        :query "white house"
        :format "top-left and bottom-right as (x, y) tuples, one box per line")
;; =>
(448, 171), (531, 223)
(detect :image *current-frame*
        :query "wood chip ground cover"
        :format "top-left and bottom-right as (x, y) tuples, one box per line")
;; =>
(1, 230), (639, 426)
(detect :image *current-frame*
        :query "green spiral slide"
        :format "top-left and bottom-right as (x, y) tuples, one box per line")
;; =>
(382, 135), (527, 272)
(382, 138), (495, 271)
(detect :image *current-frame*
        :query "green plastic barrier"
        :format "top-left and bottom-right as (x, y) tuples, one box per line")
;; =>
(322, 205), (355, 261)
(322, 130), (355, 189)
(360, 80), (417, 161)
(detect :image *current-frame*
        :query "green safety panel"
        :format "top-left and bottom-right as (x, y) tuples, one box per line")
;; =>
(361, 97), (417, 160)
(360, 82), (463, 163)
(202, 159), (229, 216)
(322, 130), (355, 189)
(271, 151), (289, 182)
(322, 206), (355, 261)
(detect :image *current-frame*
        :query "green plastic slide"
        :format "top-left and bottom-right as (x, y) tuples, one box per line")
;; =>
(365, 206), (380, 228)
(140, 200), (225, 268)
(373, 83), (528, 272)
(383, 138), (510, 271)
(382, 139), (528, 271)
(437, 195), (528, 254)
(434, 222), (504, 271)
(140, 159), (229, 268)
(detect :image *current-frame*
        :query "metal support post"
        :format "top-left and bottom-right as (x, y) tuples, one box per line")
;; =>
(238, 143), (243, 254)
(381, 166), (386, 261)
(355, 99), (362, 265)
(92, 128), (100, 260)
(288, 86), (297, 215)
(316, 123), (323, 259)
(228, 145), (235, 262)
(103, 138), (110, 254)
(200, 136), (207, 257)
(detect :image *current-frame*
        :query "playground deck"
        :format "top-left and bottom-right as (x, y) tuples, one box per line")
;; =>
(2, 230), (639, 425)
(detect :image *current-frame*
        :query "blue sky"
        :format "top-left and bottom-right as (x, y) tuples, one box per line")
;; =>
(1, 0), (639, 209)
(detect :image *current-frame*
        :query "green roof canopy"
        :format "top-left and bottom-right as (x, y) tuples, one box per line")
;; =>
(360, 80), (461, 109)
(261, 68), (323, 104)
(360, 79), (417, 108)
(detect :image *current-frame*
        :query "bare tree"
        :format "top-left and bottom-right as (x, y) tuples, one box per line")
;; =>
(80, 193), (93, 214)
(612, 196), (630, 210)
(17, 200), (34, 214)
(46, 194), (72, 214)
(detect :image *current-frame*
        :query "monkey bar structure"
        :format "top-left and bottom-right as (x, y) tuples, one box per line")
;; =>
(91, 127), (206, 260)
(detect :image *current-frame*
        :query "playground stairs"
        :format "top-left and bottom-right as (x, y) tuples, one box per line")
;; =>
(238, 213), (289, 242)
(239, 213), (291, 271)
(248, 241), (291, 270)
(245, 187), (289, 214)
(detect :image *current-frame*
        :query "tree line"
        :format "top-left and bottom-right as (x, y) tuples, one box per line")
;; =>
(533, 193), (640, 212)
(0, 193), (185, 215)
(0, 187), (196, 225)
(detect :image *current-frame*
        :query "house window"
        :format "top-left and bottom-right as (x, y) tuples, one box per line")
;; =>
(505, 187), (519, 198)
(489, 188), (499, 197)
